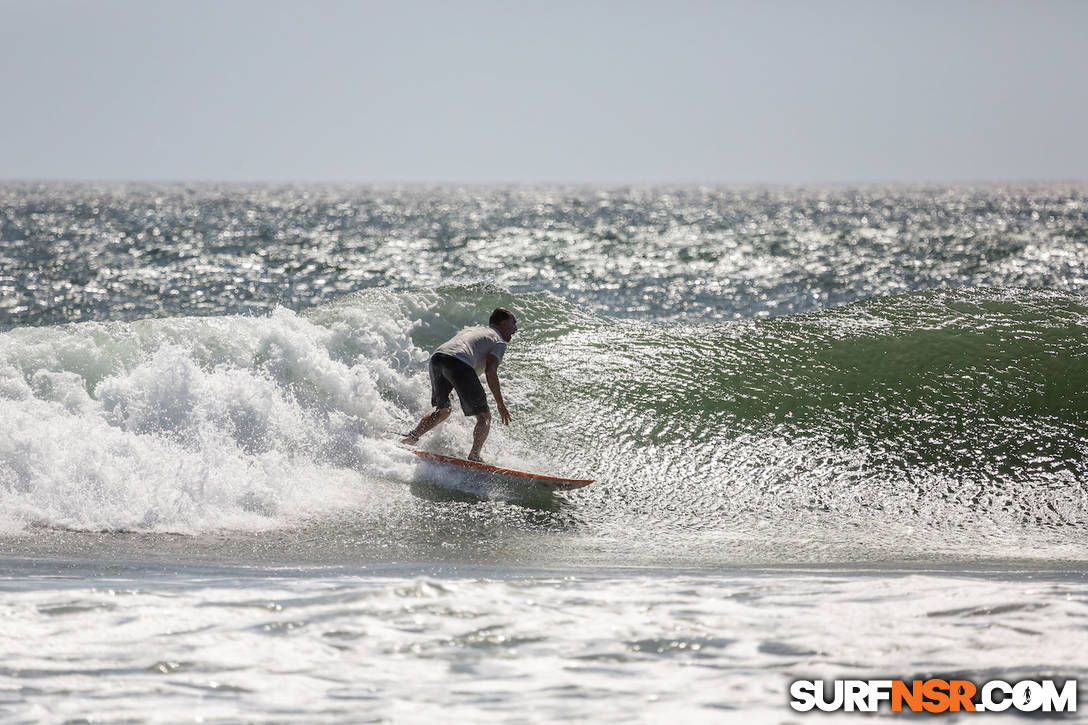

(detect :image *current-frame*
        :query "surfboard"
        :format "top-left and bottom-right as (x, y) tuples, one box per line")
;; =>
(413, 451), (594, 492)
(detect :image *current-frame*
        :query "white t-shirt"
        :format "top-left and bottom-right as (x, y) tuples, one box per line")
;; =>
(435, 325), (507, 374)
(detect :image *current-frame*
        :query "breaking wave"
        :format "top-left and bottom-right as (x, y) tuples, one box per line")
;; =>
(0, 284), (1084, 535)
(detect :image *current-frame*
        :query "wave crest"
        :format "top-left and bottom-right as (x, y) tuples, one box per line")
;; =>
(0, 286), (1084, 534)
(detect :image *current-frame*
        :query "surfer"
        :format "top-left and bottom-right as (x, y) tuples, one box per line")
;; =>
(401, 307), (517, 462)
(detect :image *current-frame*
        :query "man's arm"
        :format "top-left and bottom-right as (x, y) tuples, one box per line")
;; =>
(485, 354), (512, 425)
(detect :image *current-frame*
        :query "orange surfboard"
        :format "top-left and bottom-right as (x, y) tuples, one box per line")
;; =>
(414, 451), (594, 492)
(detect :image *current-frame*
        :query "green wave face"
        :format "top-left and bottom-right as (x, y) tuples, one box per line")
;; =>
(369, 286), (1086, 528)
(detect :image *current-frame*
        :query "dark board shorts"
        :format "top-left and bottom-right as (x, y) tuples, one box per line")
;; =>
(429, 353), (488, 417)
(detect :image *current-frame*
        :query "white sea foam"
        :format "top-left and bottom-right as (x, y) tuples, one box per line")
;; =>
(0, 567), (1083, 723)
(0, 305), (435, 534)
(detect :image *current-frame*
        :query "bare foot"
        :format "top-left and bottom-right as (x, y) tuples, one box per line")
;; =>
(400, 432), (420, 445)
(467, 453), (484, 463)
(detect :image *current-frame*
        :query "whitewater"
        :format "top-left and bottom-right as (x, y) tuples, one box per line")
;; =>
(1, 184), (1086, 722)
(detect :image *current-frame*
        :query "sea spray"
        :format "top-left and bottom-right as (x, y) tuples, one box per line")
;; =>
(0, 307), (417, 533)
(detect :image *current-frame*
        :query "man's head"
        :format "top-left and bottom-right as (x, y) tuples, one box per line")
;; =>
(489, 307), (517, 341)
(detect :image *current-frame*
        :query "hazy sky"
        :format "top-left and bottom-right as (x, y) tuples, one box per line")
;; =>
(2, 0), (1086, 183)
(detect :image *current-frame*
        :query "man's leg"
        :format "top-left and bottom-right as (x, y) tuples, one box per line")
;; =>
(467, 410), (491, 462)
(402, 407), (450, 444)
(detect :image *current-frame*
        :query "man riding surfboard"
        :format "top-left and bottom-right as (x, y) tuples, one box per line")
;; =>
(401, 307), (517, 462)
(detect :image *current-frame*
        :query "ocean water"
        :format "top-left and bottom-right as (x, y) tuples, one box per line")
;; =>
(1, 183), (1086, 722)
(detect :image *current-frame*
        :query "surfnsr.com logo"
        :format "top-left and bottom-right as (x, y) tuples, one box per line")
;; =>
(790, 679), (1077, 713)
